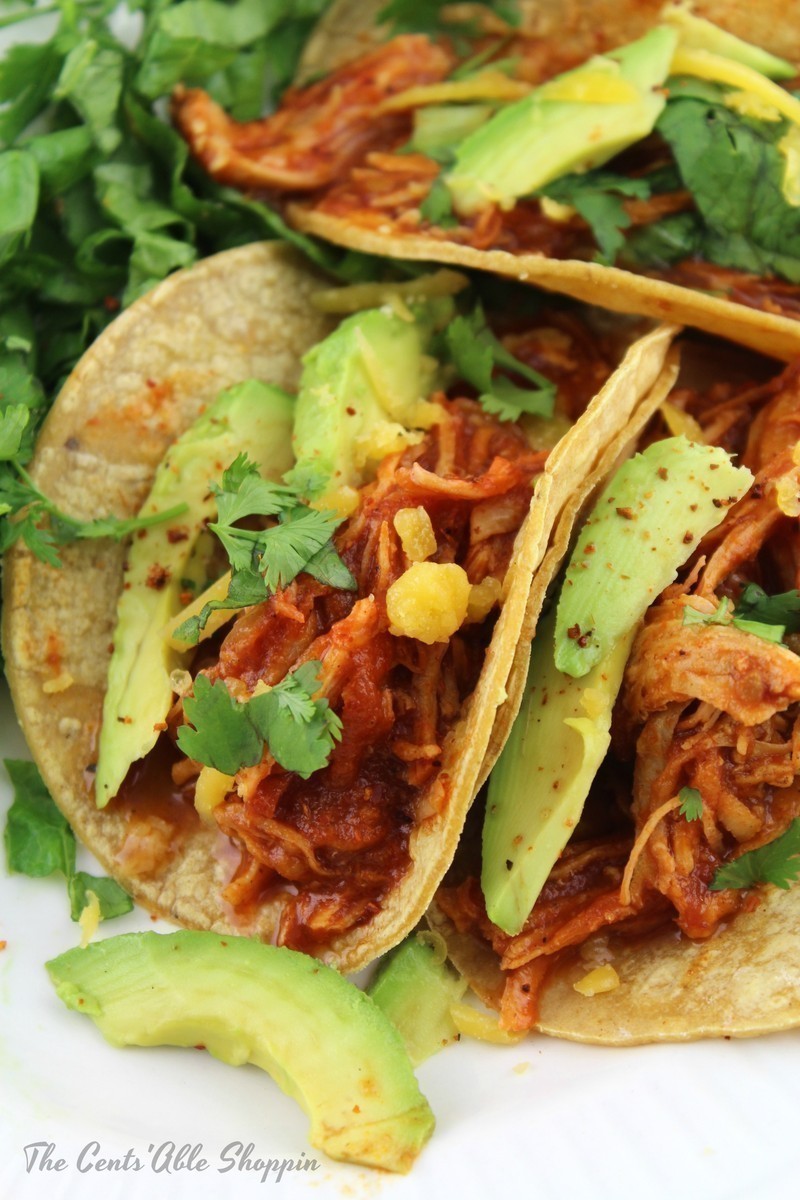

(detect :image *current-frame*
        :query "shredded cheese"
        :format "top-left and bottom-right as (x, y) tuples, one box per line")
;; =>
(379, 72), (530, 113)
(449, 1001), (525, 1044)
(619, 794), (683, 906)
(670, 48), (800, 129)
(660, 400), (705, 443)
(194, 766), (235, 825)
(78, 890), (101, 948)
(312, 269), (468, 314)
(573, 964), (620, 997)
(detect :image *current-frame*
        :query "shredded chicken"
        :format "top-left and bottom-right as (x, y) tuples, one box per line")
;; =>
(171, 36), (454, 191)
(439, 360), (800, 1029)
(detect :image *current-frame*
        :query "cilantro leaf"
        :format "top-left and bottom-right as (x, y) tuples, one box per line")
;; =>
(4, 759), (75, 879)
(710, 819), (800, 891)
(249, 662), (343, 779)
(259, 508), (344, 593)
(67, 872), (134, 922)
(737, 584), (800, 634)
(0, 404), (29, 460)
(632, 96), (800, 284)
(420, 176), (458, 228)
(177, 674), (264, 775)
(445, 306), (556, 420)
(177, 662), (341, 779)
(678, 786), (703, 822)
(3, 758), (132, 921)
(541, 170), (651, 265)
(173, 566), (269, 646)
(682, 596), (785, 645)
(211, 453), (298, 526)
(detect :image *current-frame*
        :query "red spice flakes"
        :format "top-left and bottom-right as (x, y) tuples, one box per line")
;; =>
(682, 531), (694, 544)
(167, 527), (190, 544)
(657, 466), (669, 481)
(616, 506), (636, 520)
(146, 563), (171, 590)
(567, 623), (581, 640)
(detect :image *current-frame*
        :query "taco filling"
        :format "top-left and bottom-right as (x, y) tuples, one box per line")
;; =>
(435, 342), (800, 1030)
(100, 294), (628, 957)
(172, 9), (800, 324)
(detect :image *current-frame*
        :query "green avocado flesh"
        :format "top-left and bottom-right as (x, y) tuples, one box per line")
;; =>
(46, 931), (434, 1173)
(554, 435), (753, 678)
(445, 26), (678, 216)
(290, 302), (448, 505)
(94, 381), (294, 808)
(482, 606), (635, 936)
(368, 934), (467, 1066)
(662, 5), (795, 79)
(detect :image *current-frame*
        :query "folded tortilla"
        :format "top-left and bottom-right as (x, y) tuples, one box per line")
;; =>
(2, 242), (674, 970)
(165, 0), (800, 363)
(430, 331), (800, 1042)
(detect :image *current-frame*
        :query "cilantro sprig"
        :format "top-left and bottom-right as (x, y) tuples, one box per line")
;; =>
(444, 306), (556, 421)
(737, 584), (800, 635)
(682, 596), (786, 645)
(711, 820), (800, 892)
(4, 758), (132, 921)
(177, 661), (342, 779)
(678, 786), (703, 822)
(174, 454), (356, 645)
(540, 169), (652, 266)
(0, 447), (188, 567)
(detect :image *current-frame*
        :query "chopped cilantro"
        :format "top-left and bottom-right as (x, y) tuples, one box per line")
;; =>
(678, 786), (703, 822)
(737, 584), (800, 634)
(177, 455), (356, 644)
(682, 596), (785, 645)
(420, 176), (458, 228)
(177, 662), (341, 779)
(4, 758), (133, 921)
(540, 170), (651, 265)
(710, 819), (800, 891)
(628, 93), (800, 283)
(445, 306), (556, 420)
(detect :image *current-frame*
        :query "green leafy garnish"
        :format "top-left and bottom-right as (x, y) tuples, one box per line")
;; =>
(678, 786), (703, 822)
(737, 584), (800, 634)
(682, 596), (786, 645)
(177, 662), (342, 779)
(540, 170), (652, 265)
(445, 306), (556, 420)
(710, 819), (800, 891)
(0, 0), (378, 572)
(420, 176), (459, 227)
(175, 455), (356, 644)
(4, 758), (133, 921)
(628, 90), (800, 282)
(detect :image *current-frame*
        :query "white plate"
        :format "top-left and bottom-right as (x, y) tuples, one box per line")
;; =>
(2, 677), (800, 1200)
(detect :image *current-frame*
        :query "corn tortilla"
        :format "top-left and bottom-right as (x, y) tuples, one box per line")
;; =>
(289, 0), (800, 363)
(2, 244), (674, 971)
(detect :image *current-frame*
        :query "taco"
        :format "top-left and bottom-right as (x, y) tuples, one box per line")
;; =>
(429, 330), (800, 1042)
(172, 0), (800, 362)
(2, 241), (675, 971)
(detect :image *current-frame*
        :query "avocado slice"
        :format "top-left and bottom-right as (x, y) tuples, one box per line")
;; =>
(482, 436), (753, 933)
(554, 435), (753, 678)
(289, 302), (451, 510)
(482, 606), (635, 936)
(368, 933), (466, 1066)
(662, 3), (795, 80)
(46, 931), (434, 1173)
(94, 381), (294, 808)
(445, 27), (678, 216)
